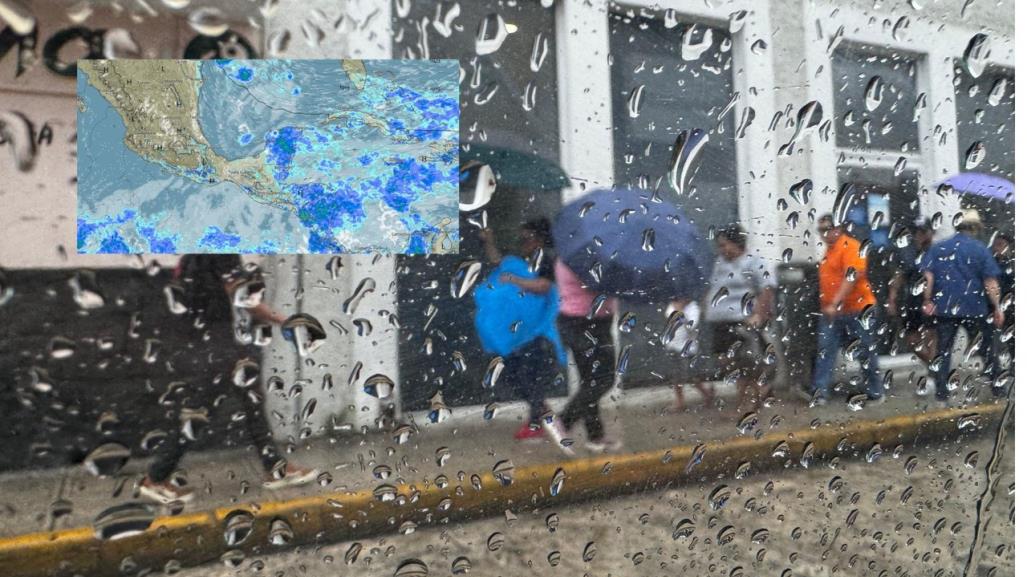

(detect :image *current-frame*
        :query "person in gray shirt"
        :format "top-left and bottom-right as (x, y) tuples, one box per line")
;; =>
(702, 225), (778, 413)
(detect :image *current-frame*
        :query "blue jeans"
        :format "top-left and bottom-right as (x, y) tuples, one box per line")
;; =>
(812, 312), (883, 399)
(932, 316), (999, 400)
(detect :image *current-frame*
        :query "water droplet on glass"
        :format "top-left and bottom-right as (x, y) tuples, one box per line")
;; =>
(549, 468), (566, 496)
(282, 313), (327, 356)
(475, 13), (509, 55)
(343, 277), (376, 314)
(964, 140), (986, 170)
(963, 33), (990, 78)
(83, 442), (130, 477)
(669, 128), (708, 195)
(492, 460), (514, 486)
(627, 85), (645, 118)
(363, 374), (395, 399)
(93, 502), (155, 540)
(187, 6), (228, 36)
(451, 556), (472, 574)
(673, 518), (695, 540)
(483, 357), (504, 388)
(395, 558), (429, 577)
(223, 510), (255, 546)
(582, 541), (598, 562)
(680, 24), (713, 61)
(486, 531), (505, 551)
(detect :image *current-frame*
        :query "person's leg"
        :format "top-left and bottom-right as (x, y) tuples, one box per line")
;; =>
(812, 317), (841, 398)
(557, 316), (593, 431)
(232, 373), (285, 475)
(968, 317), (1001, 394)
(845, 313), (883, 399)
(147, 402), (189, 483)
(932, 318), (958, 400)
(515, 338), (551, 424)
(577, 318), (616, 441)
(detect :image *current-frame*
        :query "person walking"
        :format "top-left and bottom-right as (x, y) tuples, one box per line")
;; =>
(702, 225), (778, 413)
(920, 209), (1005, 403)
(991, 230), (1014, 364)
(809, 215), (883, 405)
(886, 218), (937, 390)
(553, 259), (620, 453)
(140, 255), (318, 504)
(477, 220), (571, 454)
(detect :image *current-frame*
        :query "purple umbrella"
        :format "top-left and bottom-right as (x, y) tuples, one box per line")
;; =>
(941, 172), (1015, 203)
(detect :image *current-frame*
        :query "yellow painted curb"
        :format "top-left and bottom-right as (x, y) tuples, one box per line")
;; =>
(0, 403), (1005, 576)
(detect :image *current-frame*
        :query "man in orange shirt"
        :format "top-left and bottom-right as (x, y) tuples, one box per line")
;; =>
(809, 215), (883, 405)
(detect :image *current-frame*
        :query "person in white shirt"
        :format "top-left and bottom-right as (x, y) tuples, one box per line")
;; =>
(702, 225), (778, 413)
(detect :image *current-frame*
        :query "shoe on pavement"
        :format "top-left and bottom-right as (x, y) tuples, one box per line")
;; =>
(139, 478), (195, 504)
(584, 437), (624, 454)
(541, 417), (574, 456)
(264, 464), (319, 489)
(513, 422), (545, 440)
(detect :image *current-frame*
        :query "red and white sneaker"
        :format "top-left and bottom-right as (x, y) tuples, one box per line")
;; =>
(513, 422), (545, 440)
(264, 464), (319, 489)
(139, 477), (195, 504)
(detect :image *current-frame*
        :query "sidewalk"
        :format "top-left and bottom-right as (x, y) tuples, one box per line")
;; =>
(0, 359), (992, 541)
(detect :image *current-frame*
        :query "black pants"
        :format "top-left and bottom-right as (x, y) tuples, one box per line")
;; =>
(148, 334), (282, 482)
(504, 337), (559, 425)
(932, 316), (1001, 400)
(558, 315), (615, 441)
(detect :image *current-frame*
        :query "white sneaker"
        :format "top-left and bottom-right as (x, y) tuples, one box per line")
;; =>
(264, 465), (319, 489)
(139, 479), (195, 504)
(541, 418), (574, 456)
(584, 438), (623, 454)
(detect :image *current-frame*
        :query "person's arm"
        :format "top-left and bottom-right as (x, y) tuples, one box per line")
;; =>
(984, 277), (1005, 328)
(886, 269), (904, 317)
(921, 270), (936, 316)
(224, 277), (287, 325)
(747, 286), (775, 327)
(480, 228), (502, 265)
(500, 273), (552, 294)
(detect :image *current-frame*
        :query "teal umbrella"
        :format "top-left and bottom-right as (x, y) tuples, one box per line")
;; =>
(460, 144), (569, 191)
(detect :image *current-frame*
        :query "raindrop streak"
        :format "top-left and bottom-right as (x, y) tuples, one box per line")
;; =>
(483, 357), (504, 388)
(627, 85), (645, 118)
(476, 13), (510, 55)
(343, 277), (376, 314)
(668, 128), (708, 195)
(550, 468), (566, 496)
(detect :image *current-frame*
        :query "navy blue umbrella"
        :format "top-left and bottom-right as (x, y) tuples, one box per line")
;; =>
(552, 188), (714, 302)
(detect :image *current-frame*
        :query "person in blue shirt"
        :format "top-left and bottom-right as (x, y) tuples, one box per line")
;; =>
(920, 209), (1006, 403)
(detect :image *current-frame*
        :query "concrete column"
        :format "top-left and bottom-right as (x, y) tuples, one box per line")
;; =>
(262, 0), (396, 439)
(555, 0), (615, 203)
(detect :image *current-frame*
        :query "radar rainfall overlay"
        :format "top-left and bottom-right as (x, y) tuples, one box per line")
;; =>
(77, 59), (459, 254)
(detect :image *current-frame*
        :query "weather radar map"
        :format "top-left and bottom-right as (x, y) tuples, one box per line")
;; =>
(77, 59), (459, 254)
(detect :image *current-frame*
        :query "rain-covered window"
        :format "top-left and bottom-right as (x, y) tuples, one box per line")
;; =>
(392, 1), (564, 410)
(832, 43), (920, 153)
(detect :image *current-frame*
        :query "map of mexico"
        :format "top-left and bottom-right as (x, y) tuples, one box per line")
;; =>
(76, 59), (459, 254)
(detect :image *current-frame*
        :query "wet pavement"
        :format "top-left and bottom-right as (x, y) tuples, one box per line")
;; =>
(166, 414), (1014, 577)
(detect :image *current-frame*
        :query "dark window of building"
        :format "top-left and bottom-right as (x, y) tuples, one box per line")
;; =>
(832, 43), (920, 152)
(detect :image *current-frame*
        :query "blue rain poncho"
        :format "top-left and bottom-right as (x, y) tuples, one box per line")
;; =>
(473, 256), (567, 365)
